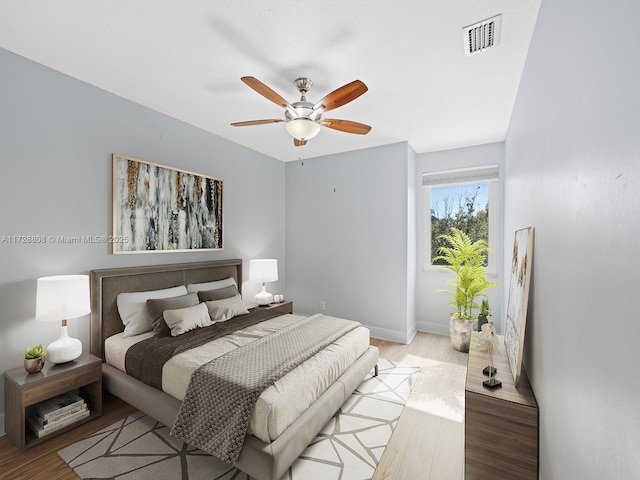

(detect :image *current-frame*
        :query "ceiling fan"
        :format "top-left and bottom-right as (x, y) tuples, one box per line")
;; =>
(231, 76), (371, 146)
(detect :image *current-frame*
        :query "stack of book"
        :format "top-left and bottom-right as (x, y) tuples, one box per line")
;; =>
(27, 391), (89, 438)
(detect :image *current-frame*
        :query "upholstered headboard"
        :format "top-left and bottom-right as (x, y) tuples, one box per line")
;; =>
(89, 259), (242, 359)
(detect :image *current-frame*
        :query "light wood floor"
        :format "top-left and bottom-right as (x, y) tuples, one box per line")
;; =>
(370, 332), (468, 480)
(0, 332), (467, 480)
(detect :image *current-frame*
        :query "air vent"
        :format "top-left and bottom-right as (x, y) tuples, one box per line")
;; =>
(463, 14), (501, 57)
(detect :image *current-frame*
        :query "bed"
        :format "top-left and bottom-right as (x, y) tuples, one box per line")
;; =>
(89, 259), (379, 480)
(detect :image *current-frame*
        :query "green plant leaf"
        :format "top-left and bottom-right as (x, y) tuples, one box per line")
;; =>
(24, 344), (44, 359)
(434, 227), (497, 318)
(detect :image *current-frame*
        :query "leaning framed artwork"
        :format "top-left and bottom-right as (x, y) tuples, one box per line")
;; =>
(504, 227), (534, 386)
(112, 154), (223, 254)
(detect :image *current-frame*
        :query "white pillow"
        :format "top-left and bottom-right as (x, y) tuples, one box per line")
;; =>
(187, 277), (236, 293)
(205, 295), (250, 322)
(163, 302), (213, 336)
(117, 285), (188, 337)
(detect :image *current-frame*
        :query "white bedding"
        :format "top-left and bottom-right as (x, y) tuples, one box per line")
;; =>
(104, 313), (370, 443)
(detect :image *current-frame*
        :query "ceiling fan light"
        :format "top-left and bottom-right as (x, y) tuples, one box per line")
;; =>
(285, 118), (321, 140)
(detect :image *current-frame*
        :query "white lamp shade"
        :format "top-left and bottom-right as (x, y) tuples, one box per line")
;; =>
(249, 259), (278, 283)
(35, 275), (90, 321)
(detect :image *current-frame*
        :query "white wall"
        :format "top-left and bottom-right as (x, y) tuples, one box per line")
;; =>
(0, 48), (286, 430)
(504, 1), (640, 478)
(415, 142), (505, 335)
(285, 142), (415, 343)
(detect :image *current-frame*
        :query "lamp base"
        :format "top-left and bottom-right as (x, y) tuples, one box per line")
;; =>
(254, 284), (273, 306)
(254, 291), (273, 306)
(46, 325), (82, 364)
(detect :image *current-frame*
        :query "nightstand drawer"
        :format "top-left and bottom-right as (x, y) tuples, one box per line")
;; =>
(22, 363), (101, 406)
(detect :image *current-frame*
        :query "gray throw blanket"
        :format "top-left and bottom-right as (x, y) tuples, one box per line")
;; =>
(170, 314), (360, 464)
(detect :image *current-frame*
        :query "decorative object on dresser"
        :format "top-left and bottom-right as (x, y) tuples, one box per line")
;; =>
(434, 227), (498, 352)
(112, 153), (223, 253)
(504, 227), (535, 386)
(465, 331), (538, 479)
(35, 274), (90, 364)
(4, 351), (102, 450)
(477, 314), (500, 388)
(249, 258), (278, 306)
(23, 344), (45, 373)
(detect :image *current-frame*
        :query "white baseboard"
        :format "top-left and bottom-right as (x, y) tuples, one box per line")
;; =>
(0, 412), (5, 437)
(406, 322), (417, 344)
(365, 325), (412, 344)
(415, 321), (449, 337)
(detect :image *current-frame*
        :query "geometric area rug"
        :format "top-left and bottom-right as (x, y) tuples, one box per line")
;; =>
(58, 359), (420, 480)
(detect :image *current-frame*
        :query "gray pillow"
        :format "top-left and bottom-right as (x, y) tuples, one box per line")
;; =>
(146, 292), (199, 336)
(197, 285), (239, 302)
(205, 295), (250, 322)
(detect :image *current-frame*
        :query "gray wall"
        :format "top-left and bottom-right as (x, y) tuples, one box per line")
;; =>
(285, 142), (416, 343)
(0, 48), (286, 431)
(504, 1), (640, 478)
(415, 142), (505, 335)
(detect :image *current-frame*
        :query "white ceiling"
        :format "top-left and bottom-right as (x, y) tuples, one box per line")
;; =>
(0, 0), (540, 162)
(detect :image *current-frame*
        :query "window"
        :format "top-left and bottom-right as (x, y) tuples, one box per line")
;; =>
(423, 166), (498, 274)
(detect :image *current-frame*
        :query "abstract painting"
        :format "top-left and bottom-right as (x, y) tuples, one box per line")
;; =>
(504, 227), (534, 386)
(112, 154), (223, 253)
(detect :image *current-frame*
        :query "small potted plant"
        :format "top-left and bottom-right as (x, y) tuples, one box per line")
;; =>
(434, 227), (498, 352)
(24, 344), (45, 374)
(478, 298), (491, 332)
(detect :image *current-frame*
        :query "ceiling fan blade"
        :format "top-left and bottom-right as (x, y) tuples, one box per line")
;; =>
(313, 80), (368, 112)
(294, 138), (308, 147)
(321, 119), (372, 135)
(241, 76), (293, 109)
(231, 119), (284, 127)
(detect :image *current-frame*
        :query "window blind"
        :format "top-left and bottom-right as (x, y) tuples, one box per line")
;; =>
(422, 165), (499, 187)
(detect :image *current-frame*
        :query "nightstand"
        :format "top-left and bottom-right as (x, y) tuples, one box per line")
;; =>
(4, 351), (102, 450)
(248, 300), (293, 315)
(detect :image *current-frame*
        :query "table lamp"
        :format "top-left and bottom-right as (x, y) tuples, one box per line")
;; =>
(249, 259), (278, 306)
(35, 274), (90, 364)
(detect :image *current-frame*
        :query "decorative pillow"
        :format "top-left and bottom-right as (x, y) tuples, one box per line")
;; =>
(205, 295), (250, 322)
(163, 302), (213, 337)
(117, 285), (188, 337)
(197, 285), (239, 302)
(186, 277), (236, 294)
(147, 293), (199, 337)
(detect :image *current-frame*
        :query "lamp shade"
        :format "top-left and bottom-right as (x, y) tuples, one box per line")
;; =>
(249, 259), (278, 283)
(35, 275), (90, 322)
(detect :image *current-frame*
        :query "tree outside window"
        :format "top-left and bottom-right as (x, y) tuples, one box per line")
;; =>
(430, 182), (489, 266)
(422, 165), (498, 273)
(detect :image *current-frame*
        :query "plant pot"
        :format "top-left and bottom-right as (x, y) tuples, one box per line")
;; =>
(449, 316), (477, 352)
(24, 356), (45, 374)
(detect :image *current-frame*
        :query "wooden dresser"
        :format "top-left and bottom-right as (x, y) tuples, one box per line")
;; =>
(465, 332), (538, 479)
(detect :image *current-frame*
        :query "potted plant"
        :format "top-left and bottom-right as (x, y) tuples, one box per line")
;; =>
(24, 344), (45, 374)
(434, 227), (497, 352)
(478, 298), (491, 332)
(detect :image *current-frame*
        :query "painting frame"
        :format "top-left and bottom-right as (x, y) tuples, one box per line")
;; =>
(504, 227), (534, 386)
(112, 154), (223, 254)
